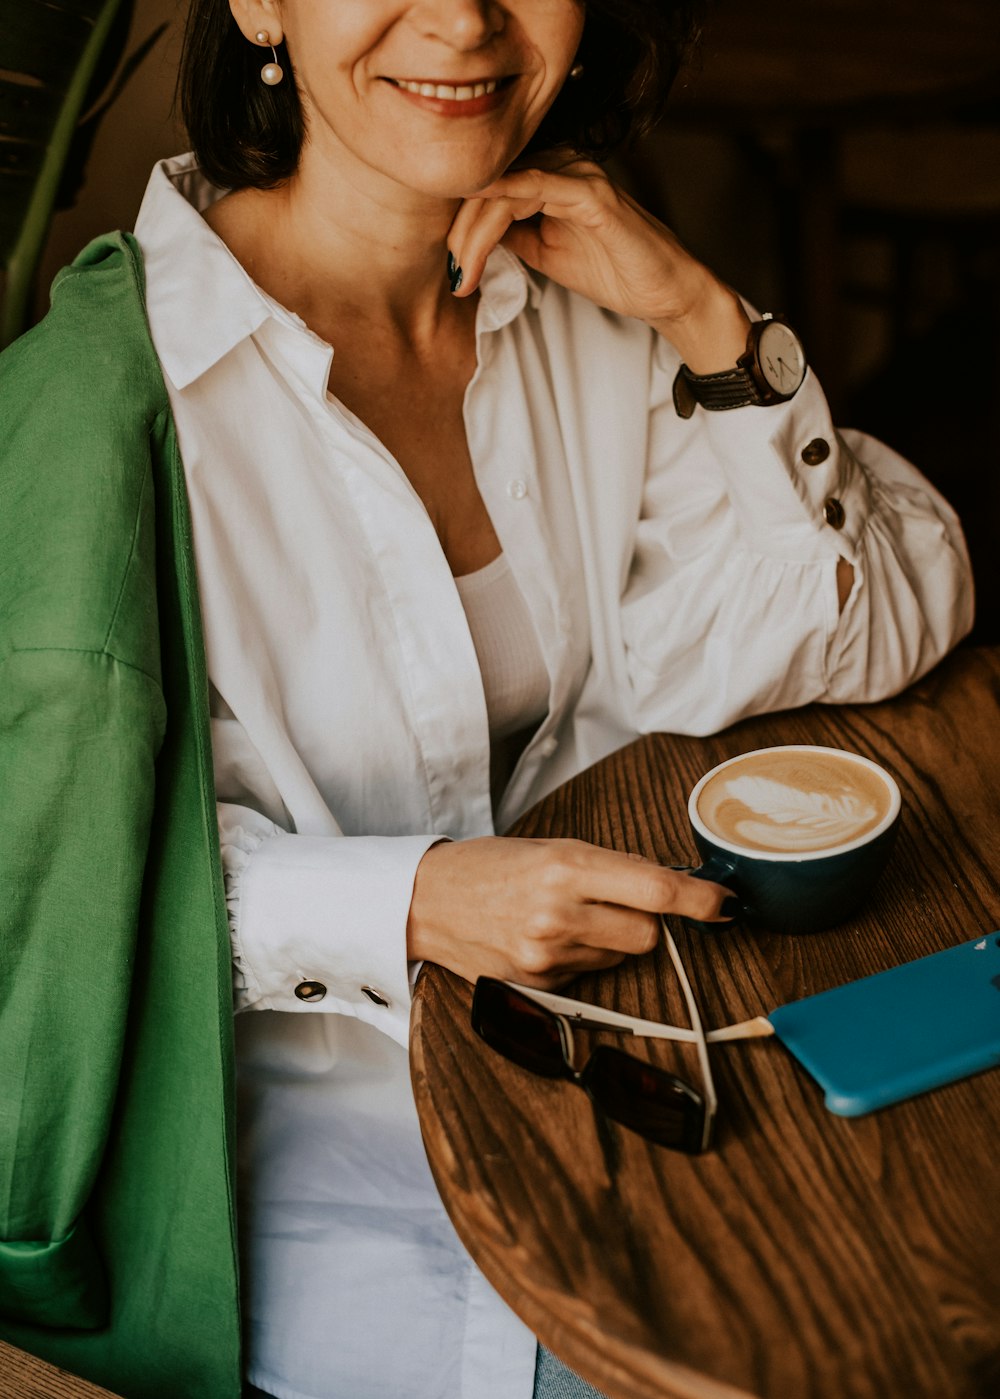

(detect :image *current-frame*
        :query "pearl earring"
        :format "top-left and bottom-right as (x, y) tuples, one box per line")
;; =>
(569, 62), (585, 81)
(255, 30), (284, 86)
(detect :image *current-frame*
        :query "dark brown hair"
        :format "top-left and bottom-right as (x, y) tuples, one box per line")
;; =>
(179, 1), (704, 191)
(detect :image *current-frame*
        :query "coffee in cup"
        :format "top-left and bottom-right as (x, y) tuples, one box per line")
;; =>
(695, 747), (893, 855)
(685, 746), (901, 935)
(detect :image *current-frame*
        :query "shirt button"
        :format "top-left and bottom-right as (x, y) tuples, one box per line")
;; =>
(538, 736), (558, 758)
(823, 497), (846, 530)
(361, 985), (390, 1007)
(294, 980), (327, 1002)
(801, 437), (830, 466)
(506, 478), (528, 500)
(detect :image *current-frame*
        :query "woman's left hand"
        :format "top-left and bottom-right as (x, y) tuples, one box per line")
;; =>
(447, 155), (750, 371)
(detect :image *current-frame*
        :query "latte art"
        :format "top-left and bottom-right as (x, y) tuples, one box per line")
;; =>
(696, 750), (891, 854)
(711, 774), (877, 851)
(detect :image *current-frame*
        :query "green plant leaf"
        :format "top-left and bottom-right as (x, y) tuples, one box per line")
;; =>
(0, 0), (134, 347)
(57, 19), (169, 211)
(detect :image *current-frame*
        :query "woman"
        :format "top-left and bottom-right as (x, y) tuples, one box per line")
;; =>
(0, 1), (971, 1397)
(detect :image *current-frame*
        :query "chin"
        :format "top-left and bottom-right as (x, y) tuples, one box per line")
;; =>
(377, 142), (523, 202)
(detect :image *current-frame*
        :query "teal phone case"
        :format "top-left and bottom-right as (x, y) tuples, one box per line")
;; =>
(767, 933), (1000, 1116)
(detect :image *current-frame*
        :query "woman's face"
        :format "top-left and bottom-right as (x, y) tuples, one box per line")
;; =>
(258, 0), (585, 196)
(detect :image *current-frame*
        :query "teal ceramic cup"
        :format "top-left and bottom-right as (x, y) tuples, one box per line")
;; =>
(684, 745), (902, 935)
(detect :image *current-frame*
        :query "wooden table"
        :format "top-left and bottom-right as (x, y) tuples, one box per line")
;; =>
(0, 1338), (123, 1399)
(411, 645), (1000, 1399)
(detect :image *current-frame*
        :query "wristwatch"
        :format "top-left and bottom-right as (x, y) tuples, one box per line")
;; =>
(672, 314), (807, 418)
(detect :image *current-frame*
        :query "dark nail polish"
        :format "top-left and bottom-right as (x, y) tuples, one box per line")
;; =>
(449, 263), (463, 294)
(720, 895), (742, 919)
(447, 250), (456, 280)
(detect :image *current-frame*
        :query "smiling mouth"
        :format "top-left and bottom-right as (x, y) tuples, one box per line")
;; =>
(387, 77), (509, 101)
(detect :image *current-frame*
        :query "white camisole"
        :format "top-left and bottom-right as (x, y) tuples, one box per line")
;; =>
(454, 552), (550, 810)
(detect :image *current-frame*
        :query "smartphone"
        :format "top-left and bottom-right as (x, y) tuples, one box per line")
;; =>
(767, 933), (1000, 1116)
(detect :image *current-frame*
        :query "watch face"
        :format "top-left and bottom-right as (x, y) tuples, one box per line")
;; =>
(757, 320), (806, 396)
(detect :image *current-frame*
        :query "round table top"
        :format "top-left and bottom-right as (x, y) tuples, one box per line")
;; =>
(411, 647), (1000, 1399)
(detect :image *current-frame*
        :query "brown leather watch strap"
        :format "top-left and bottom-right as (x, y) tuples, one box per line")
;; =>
(672, 364), (759, 419)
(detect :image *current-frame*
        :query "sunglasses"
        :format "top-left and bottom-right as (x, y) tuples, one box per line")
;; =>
(471, 917), (771, 1154)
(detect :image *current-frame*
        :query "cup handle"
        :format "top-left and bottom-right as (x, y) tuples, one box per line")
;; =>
(668, 859), (749, 924)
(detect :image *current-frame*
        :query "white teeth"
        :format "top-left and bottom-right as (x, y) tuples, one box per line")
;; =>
(396, 79), (498, 100)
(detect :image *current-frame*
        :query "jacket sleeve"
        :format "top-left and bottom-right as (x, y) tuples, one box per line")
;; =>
(0, 646), (165, 1329)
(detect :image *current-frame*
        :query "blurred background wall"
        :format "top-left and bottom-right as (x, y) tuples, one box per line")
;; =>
(35, 0), (1000, 642)
(36, 0), (185, 298)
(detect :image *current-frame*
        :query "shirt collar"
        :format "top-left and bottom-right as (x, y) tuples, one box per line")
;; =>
(134, 152), (541, 393)
(476, 244), (542, 329)
(135, 155), (272, 391)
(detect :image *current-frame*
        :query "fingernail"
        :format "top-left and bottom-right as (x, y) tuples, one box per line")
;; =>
(447, 250), (456, 280)
(449, 263), (464, 294)
(720, 895), (742, 919)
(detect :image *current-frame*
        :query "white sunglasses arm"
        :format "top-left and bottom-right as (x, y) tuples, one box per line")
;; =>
(504, 981), (774, 1044)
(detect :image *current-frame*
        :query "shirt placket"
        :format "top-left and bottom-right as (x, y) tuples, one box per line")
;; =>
(465, 315), (591, 827)
(319, 397), (496, 841)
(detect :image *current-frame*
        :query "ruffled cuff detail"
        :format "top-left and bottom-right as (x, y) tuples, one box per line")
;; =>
(219, 817), (285, 1012)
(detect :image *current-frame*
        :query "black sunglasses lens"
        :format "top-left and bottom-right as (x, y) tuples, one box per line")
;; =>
(471, 979), (567, 1079)
(583, 1047), (706, 1153)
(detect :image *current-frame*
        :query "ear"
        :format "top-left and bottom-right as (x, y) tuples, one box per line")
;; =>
(228, 0), (284, 47)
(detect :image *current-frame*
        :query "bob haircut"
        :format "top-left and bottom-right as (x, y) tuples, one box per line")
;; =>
(180, 1), (705, 191)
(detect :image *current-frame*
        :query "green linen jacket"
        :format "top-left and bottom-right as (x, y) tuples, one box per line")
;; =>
(0, 233), (242, 1398)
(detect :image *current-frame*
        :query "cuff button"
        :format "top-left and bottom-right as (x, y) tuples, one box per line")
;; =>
(801, 437), (830, 466)
(822, 497), (846, 529)
(294, 980), (327, 1002)
(361, 985), (390, 1007)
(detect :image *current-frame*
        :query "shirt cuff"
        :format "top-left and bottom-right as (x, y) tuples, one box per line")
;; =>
(221, 812), (444, 1048)
(697, 372), (872, 563)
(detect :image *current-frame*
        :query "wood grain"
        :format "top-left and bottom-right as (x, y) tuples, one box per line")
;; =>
(0, 1339), (124, 1399)
(411, 646), (1000, 1399)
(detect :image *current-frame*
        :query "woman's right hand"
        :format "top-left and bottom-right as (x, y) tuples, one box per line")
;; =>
(406, 837), (734, 988)
(447, 155), (750, 374)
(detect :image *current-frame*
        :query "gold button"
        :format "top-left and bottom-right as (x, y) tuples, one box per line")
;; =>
(823, 497), (846, 529)
(294, 980), (327, 1002)
(361, 985), (390, 1007)
(801, 437), (830, 466)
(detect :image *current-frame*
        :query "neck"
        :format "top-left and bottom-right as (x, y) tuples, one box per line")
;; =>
(207, 139), (467, 342)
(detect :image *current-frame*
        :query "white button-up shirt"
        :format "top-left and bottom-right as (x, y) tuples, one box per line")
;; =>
(134, 154), (971, 1399)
